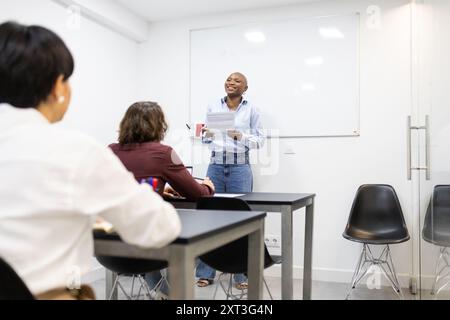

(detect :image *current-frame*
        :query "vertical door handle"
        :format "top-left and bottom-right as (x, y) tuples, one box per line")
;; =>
(425, 115), (430, 180)
(407, 115), (430, 181)
(407, 116), (412, 181)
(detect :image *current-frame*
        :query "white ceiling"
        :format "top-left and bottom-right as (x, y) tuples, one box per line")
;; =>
(115, 0), (320, 22)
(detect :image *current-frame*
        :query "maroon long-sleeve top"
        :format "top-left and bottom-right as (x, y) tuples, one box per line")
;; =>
(109, 142), (213, 200)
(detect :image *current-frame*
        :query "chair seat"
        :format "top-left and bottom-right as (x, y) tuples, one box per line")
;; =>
(96, 256), (167, 275)
(343, 226), (410, 245)
(423, 213), (450, 247)
(0, 258), (34, 300)
(94, 230), (167, 274)
(270, 255), (282, 265)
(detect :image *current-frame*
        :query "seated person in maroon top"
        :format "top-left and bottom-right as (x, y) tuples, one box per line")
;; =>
(109, 101), (215, 201)
(109, 101), (215, 298)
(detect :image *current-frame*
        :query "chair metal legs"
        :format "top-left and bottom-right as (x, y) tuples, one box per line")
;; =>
(108, 275), (121, 300)
(148, 269), (170, 300)
(133, 275), (153, 299)
(263, 278), (274, 300)
(346, 244), (404, 299)
(213, 273), (247, 300)
(430, 247), (450, 297)
(212, 273), (274, 300)
(108, 274), (156, 300)
(212, 274), (222, 300)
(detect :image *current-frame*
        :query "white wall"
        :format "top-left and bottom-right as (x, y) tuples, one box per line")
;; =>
(0, 0), (140, 145)
(137, 0), (415, 288)
(52, 0), (150, 42)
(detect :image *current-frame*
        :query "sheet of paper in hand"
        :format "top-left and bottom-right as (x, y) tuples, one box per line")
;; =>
(206, 112), (235, 131)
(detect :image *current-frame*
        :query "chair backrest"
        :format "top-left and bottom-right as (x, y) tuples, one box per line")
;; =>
(197, 197), (252, 211)
(432, 185), (450, 208)
(422, 185), (450, 246)
(196, 197), (276, 274)
(343, 185), (410, 244)
(0, 258), (34, 300)
(94, 231), (168, 275)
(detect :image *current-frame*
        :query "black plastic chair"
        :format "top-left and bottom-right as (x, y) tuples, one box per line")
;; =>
(343, 185), (410, 299)
(0, 257), (34, 300)
(422, 185), (450, 296)
(95, 230), (169, 300)
(196, 197), (281, 300)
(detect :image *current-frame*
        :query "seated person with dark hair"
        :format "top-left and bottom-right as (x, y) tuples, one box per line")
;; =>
(0, 22), (181, 300)
(109, 101), (215, 298)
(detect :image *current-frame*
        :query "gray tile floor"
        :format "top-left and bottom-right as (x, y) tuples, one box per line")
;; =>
(89, 274), (449, 300)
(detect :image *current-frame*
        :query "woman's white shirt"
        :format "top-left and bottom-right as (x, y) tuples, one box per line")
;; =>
(0, 104), (181, 295)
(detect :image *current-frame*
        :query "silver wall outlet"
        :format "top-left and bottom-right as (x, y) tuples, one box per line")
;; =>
(264, 235), (281, 249)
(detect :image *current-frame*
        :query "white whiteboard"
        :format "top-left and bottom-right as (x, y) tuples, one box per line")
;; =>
(190, 14), (360, 137)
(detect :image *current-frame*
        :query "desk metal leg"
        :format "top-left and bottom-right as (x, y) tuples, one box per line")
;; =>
(281, 205), (294, 300)
(248, 220), (264, 300)
(169, 246), (195, 300)
(105, 270), (118, 300)
(303, 201), (314, 300)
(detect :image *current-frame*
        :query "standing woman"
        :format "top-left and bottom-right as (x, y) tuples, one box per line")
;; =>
(196, 72), (265, 289)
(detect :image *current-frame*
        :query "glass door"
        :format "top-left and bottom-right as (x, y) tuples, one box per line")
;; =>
(416, 0), (450, 300)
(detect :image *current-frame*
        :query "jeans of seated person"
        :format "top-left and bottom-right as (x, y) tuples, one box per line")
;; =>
(145, 270), (169, 296)
(195, 164), (253, 285)
(196, 259), (248, 284)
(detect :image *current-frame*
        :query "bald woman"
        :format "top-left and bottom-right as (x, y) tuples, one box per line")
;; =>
(196, 72), (266, 289)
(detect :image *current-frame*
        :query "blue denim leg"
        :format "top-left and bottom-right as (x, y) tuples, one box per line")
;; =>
(206, 164), (226, 193)
(207, 164), (253, 193)
(197, 164), (253, 283)
(195, 164), (227, 280)
(226, 164), (253, 283)
(225, 165), (253, 193)
(195, 258), (216, 280)
(145, 270), (169, 295)
(233, 273), (248, 284)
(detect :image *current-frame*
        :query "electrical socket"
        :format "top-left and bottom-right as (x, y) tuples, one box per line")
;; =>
(264, 235), (281, 249)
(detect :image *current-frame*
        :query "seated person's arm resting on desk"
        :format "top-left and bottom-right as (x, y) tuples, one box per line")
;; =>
(164, 147), (215, 200)
(164, 177), (214, 199)
(73, 143), (181, 248)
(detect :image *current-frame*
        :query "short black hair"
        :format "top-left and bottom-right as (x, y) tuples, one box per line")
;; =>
(0, 21), (74, 109)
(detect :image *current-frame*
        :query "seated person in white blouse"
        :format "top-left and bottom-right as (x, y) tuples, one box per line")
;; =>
(0, 22), (181, 300)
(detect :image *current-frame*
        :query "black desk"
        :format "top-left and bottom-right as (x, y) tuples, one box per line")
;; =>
(94, 209), (267, 300)
(169, 193), (315, 300)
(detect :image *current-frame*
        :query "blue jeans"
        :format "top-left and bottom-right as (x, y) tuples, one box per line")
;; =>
(145, 270), (169, 296)
(196, 164), (253, 284)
